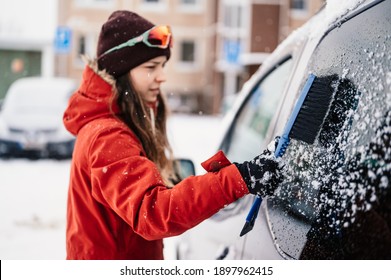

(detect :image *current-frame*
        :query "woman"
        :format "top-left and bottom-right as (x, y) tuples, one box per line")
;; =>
(63, 10), (282, 260)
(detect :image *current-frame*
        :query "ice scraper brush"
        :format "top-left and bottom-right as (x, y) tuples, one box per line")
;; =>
(240, 73), (335, 237)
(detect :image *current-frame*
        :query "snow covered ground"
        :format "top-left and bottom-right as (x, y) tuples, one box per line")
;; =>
(0, 113), (223, 260)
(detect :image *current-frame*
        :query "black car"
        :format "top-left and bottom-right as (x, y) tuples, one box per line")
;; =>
(176, 0), (391, 259)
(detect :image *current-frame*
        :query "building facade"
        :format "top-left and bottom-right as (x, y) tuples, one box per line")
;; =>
(214, 0), (324, 114)
(0, 0), (324, 114)
(0, 0), (58, 99)
(56, 0), (218, 114)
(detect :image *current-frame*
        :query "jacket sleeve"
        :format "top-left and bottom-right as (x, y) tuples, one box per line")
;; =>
(88, 124), (249, 240)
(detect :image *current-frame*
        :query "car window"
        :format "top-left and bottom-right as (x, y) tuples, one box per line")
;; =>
(222, 57), (293, 162)
(268, 0), (391, 259)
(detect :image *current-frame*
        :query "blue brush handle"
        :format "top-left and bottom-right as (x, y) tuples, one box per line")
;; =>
(274, 135), (290, 158)
(274, 73), (316, 158)
(243, 74), (316, 228)
(245, 196), (262, 223)
(244, 136), (289, 224)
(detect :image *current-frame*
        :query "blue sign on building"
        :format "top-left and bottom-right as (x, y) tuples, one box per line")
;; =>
(55, 26), (72, 54)
(224, 40), (241, 64)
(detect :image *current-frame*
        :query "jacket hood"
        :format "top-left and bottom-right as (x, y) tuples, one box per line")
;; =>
(63, 58), (120, 135)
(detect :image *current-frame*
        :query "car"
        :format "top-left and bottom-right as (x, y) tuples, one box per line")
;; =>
(172, 0), (304, 258)
(174, 0), (391, 259)
(0, 77), (77, 159)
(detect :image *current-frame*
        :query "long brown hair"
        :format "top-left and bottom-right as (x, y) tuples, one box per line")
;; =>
(114, 74), (177, 185)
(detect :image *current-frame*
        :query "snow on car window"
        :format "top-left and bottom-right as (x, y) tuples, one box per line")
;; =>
(269, 0), (391, 259)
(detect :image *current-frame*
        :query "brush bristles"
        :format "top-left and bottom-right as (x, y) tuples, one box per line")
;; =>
(290, 76), (336, 144)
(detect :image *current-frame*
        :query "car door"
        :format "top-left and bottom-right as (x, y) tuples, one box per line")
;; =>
(265, 0), (391, 259)
(174, 23), (312, 258)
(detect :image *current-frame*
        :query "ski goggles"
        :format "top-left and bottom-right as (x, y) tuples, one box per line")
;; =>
(103, 25), (173, 55)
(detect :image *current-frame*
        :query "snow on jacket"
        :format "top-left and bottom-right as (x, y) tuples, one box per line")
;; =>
(63, 61), (249, 260)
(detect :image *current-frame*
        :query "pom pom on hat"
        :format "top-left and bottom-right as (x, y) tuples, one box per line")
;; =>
(97, 10), (171, 78)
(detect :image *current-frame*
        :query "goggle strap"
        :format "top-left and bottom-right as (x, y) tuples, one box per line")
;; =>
(102, 25), (172, 56)
(103, 36), (142, 55)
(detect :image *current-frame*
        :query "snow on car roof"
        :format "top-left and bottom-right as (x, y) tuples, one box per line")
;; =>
(319, 0), (368, 36)
(263, 0), (372, 73)
(2, 77), (76, 114)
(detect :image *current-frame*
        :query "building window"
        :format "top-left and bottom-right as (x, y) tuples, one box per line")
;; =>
(77, 36), (86, 57)
(181, 41), (195, 62)
(290, 0), (309, 18)
(291, 0), (307, 10)
(140, 0), (168, 12)
(219, 1), (247, 67)
(74, 33), (96, 67)
(177, 0), (203, 13)
(177, 40), (198, 71)
(223, 4), (243, 29)
(181, 0), (196, 4)
(74, 0), (114, 8)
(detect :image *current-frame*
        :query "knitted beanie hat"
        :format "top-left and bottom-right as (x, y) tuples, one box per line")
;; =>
(97, 10), (171, 78)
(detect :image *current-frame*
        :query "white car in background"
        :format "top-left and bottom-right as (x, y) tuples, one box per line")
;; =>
(0, 77), (76, 159)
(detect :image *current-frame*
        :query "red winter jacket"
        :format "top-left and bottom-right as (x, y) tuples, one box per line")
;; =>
(63, 64), (249, 260)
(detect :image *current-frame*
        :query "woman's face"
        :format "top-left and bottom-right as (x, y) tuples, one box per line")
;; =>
(129, 56), (167, 103)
